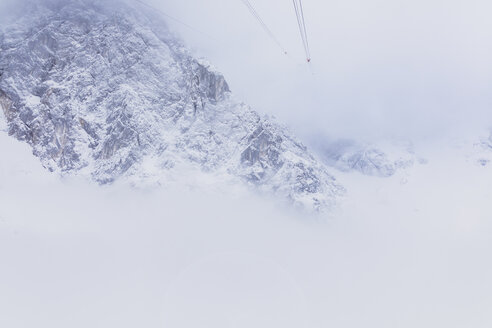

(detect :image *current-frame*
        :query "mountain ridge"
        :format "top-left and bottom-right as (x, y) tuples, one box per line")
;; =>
(0, 0), (344, 211)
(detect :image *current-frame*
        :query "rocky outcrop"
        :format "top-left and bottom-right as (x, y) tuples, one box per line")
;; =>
(0, 89), (13, 119)
(0, 0), (343, 211)
(314, 139), (415, 177)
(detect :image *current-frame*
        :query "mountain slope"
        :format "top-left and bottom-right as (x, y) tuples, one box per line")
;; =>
(0, 0), (343, 211)
(312, 138), (419, 177)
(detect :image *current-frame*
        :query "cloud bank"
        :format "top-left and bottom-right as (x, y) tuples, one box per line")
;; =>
(1, 130), (492, 328)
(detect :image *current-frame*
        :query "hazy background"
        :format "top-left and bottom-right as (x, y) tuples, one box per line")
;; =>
(1, 1), (492, 327)
(144, 0), (492, 142)
(1, 0), (491, 142)
(1, 128), (492, 328)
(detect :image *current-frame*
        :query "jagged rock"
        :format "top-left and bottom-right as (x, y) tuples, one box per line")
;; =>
(313, 139), (415, 177)
(473, 130), (492, 167)
(0, 0), (343, 211)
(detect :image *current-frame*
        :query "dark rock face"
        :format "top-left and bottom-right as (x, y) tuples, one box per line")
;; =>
(0, 0), (343, 211)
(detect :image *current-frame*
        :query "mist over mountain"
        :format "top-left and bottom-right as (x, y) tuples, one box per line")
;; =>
(2, 0), (492, 327)
(2, 108), (492, 328)
(0, 0), (345, 211)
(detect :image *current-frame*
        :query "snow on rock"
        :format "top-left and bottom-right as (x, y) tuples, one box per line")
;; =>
(468, 130), (492, 167)
(0, 0), (343, 212)
(312, 138), (418, 177)
(0, 89), (11, 131)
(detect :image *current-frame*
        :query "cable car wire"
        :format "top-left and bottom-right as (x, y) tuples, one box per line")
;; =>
(292, 0), (311, 62)
(240, 0), (288, 55)
(135, 0), (217, 41)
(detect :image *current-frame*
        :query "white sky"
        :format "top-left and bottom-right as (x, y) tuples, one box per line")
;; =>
(147, 0), (492, 142)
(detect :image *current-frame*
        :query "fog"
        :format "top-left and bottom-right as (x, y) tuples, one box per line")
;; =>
(149, 0), (492, 142)
(1, 1), (492, 327)
(2, 124), (492, 327)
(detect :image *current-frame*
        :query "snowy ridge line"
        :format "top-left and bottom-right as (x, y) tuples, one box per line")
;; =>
(0, 0), (343, 212)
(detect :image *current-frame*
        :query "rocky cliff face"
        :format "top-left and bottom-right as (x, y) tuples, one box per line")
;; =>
(0, 0), (344, 211)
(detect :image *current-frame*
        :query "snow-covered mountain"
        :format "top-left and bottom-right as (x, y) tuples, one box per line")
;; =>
(473, 131), (492, 167)
(0, 0), (343, 211)
(311, 138), (419, 177)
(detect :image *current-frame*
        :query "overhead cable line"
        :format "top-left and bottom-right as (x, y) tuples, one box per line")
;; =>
(135, 0), (217, 41)
(240, 0), (288, 55)
(292, 0), (311, 63)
